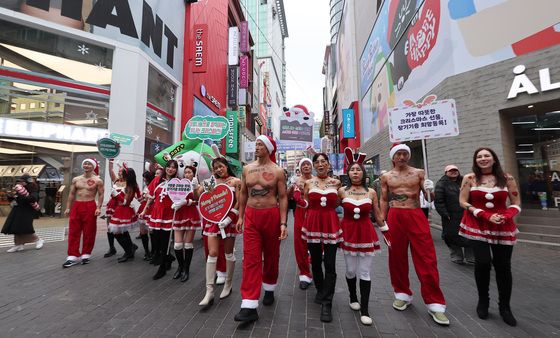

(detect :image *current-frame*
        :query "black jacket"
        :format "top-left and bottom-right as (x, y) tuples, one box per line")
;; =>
(434, 174), (469, 247)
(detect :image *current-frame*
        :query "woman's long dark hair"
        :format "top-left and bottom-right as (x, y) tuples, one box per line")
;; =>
(472, 147), (507, 188)
(142, 171), (155, 186)
(122, 168), (139, 195)
(345, 163), (368, 190)
(212, 157), (236, 178)
(164, 160), (178, 180)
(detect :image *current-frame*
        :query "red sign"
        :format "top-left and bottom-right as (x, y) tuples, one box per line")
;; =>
(240, 21), (249, 53)
(239, 55), (249, 88)
(193, 24), (208, 73)
(198, 184), (234, 223)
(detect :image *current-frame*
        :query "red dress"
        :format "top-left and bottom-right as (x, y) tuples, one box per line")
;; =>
(148, 177), (174, 231)
(301, 188), (342, 244)
(137, 186), (153, 230)
(108, 188), (140, 233)
(459, 187), (519, 245)
(203, 185), (238, 238)
(173, 190), (201, 230)
(105, 183), (124, 217)
(340, 198), (381, 255)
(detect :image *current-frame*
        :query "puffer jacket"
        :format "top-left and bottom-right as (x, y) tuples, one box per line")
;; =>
(434, 174), (468, 247)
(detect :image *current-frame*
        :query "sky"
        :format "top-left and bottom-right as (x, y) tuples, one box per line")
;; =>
(283, 0), (330, 122)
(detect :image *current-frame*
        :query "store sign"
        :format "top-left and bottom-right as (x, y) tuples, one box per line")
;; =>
(388, 99), (459, 142)
(0, 117), (108, 144)
(507, 65), (560, 99)
(97, 138), (121, 158)
(200, 85), (221, 109)
(193, 24), (208, 73)
(227, 66), (238, 107)
(240, 21), (249, 53)
(184, 116), (228, 141)
(342, 108), (355, 138)
(226, 110), (238, 154)
(239, 55), (249, 88)
(110, 132), (134, 145)
(228, 27), (239, 66)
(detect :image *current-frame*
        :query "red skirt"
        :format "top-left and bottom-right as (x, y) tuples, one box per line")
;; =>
(149, 199), (174, 231)
(202, 213), (239, 238)
(105, 198), (117, 216)
(108, 205), (138, 233)
(340, 218), (381, 256)
(460, 212), (518, 245)
(173, 205), (202, 230)
(302, 208), (342, 244)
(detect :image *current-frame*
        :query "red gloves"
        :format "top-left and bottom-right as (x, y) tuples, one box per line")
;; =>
(502, 206), (520, 220)
(293, 190), (308, 208)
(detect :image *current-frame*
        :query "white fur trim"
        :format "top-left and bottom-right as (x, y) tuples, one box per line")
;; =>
(427, 303), (446, 313)
(379, 223), (389, 232)
(262, 283), (276, 291)
(394, 292), (413, 302)
(207, 256), (218, 263)
(67, 256), (79, 261)
(230, 208), (239, 215)
(82, 158), (97, 169)
(80, 254), (91, 259)
(225, 253), (236, 261)
(241, 299), (259, 309)
(184, 242), (194, 249)
(174, 242), (184, 250)
(389, 144), (410, 159)
(298, 158), (312, 171)
(257, 135), (274, 153)
(473, 208), (483, 217)
(299, 275), (313, 283)
(509, 205), (521, 212)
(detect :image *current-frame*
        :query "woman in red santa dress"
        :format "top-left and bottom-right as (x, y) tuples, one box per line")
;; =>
(337, 152), (390, 326)
(459, 147), (521, 327)
(137, 170), (155, 261)
(296, 153), (341, 323)
(103, 160), (126, 258)
(107, 165), (140, 263)
(198, 157), (241, 307)
(139, 160), (178, 280)
(170, 164), (201, 282)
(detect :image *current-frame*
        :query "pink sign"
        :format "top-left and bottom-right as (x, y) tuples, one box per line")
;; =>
(239, 55), (249, 89)
(166, 178), (193, 204)
(240, 21), (249, 53)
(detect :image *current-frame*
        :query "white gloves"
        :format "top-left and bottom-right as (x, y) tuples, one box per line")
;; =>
(218, 217), (232, 229)
(171, 200), (188, 210)
(191, 178), (199, 190)
(110, 188), (118, 197)
(423, 179), (434, 191)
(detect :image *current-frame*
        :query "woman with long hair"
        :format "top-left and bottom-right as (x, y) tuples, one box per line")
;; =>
(170, 165), (201, 282)
(299, 153), (342, 323)
(140, 160), (178, 280)
(108, 165), (140, 262)
(338, 159), (388, 326)
(198, 157), (241, 306)
(459, 147), (521, 326)
(104, 160), (126, 257)
(137, 171), (155, 261)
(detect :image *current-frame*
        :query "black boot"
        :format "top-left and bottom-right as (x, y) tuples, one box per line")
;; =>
(153, 261), (166, 280)
(116, 232), (135, 263)
(181, 248), (193, 282)
(320, 303), (332, 323)
(359, 280), (373, 325)
(150, 232), (160, 265)
(346, 277), (359, 309)
(499, 306), (517, 326)
(140, 234), (151, 260)
(477, 298), (489, 319)
(263, 291), (275, 306)
(474, 262), (491, 320)
(173, 248), (185, 279)
(104, 232), (117, 257)
(496, 262), (515, 326)
(113, 234), (129, 263)
(320, 273), (336, 323)
(166, 254), (174, 271)
(234, 308), (259, 322)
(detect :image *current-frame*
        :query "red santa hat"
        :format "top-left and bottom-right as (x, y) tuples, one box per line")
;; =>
(82, 158), (99, 175)
(256, 135), (277, 163)
(389, 143), (411, 160)
(298, 158), (312, 172)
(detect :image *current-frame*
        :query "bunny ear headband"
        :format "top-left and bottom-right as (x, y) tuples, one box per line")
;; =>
(344, 147), (366, 165)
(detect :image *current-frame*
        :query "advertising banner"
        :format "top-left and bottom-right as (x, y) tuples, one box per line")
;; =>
(184, 116), (228, 141)
(388, 99), (459, 142)
(228, 27), (239, 66)
(342, 108), (355, 138)
(227, 66), (238, 107)
(193, 24), (208, 73)
(239, 55), (249, 88)
(240, 21), (249, 53)
(226, 110), (238, 154)
(279, 105), (314, 142)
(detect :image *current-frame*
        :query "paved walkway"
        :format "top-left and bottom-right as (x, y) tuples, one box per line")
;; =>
(0, 214), (559, 337)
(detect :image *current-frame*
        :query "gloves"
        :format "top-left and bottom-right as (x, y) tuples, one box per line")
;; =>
(473, 209), (493, 222)
(186, 199), (195, 206)
(502, 206), (521, 220)
(293, 190), (308, 208)
(423, 179), (434, 191)
(171, 200), (188, 210)
(110, 188), (118, 197)
(191, 178), (199, 190)
(218, 216), (232, 229)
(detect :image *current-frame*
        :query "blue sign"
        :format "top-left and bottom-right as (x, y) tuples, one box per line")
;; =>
(342, 109), (355, 138)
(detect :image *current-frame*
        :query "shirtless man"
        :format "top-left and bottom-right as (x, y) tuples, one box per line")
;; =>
(63, 158), (104, 268)
(234, 135), (288, 323)
(288, 158), (314, 289)
(380, 144), (449, 326)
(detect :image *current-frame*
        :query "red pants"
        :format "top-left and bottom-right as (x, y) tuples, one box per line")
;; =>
(67, 200), (98, 259)
(203, 234), (226, 273)
(388, 208), (446, 311)
(240, 207), (281, 308)
(293, 207), (312, 282)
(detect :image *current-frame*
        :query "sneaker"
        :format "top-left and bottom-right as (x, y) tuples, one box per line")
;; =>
(81, 258), (91, 265)
(349, 302), (361, 311)
(62, 260), (79, 268)
(35, 239), (44, 250)
(392, 299), (411, 311)
(6, 245), (24, 253)
(429, 311), (450, 325)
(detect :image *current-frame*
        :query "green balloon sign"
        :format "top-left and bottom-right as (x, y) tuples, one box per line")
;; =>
(97, 137), (120, 158)
(183, 116), (229, 141)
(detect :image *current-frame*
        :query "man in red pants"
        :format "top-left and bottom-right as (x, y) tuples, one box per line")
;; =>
(63, 158), (104, 268)
(380, 144), (449, 325)
(288, 158), (313, 289)
(234, 135), (288, 323)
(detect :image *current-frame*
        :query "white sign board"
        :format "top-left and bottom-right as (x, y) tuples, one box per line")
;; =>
(388, 99), (459, 142)
(228, 27), (239, 66)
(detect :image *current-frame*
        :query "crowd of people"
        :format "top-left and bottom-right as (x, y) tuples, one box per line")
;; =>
(4, 140), (521, 328)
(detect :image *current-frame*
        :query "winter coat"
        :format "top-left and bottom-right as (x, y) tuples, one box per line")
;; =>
(434, 174), (469, 247)
(1, 186), (39, 235)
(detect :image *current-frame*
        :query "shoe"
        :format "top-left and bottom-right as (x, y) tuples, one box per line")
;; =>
(451, 259), (464, 265)
(320, 303), (332, 323)
(6, 245), (24, 253)
(180, 270), (190, 283)
(476, 300), (489, 319)
(234, 308), (259, 322)
(299, 281), (310, 290)
(104, 248), (117, 258)
(349, 302), (361, 311)
(216, 275), (226, 285)
(392, 299), (411, 311)
(199, 286), (215, 306)
(500, 308), (517, 326)
(152, 264), (166, 280)
(143, 253), (152, 261)
(81, 258), (91, 265)
(360, 315), (373, 325)
(429, 311), (450, 326)
(35, 239), (44, 250)
(62, 260), (79, 268)
(117, 255), (131, 263)
(263, 291), (275, 306)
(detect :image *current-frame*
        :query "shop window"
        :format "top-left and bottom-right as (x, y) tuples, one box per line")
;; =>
(29, 102), (36, 109)
(19, 103), (26, 110)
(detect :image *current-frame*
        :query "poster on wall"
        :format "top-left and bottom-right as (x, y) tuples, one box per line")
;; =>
(358, 0), (560, 144)
(279, 105), (314, 142)
(388, 99), (459, 142)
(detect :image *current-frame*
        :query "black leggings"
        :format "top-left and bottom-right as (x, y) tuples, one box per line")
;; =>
(153, 230), (171, 258)
(308, 243), (338, 300)
(471, 240), (513, 308)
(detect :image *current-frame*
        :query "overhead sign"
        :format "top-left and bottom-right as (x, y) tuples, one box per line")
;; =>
(110, 132), (134, 145)
(342, 108), (355, 138)
(193, 24), (208, 73)
(507, 65), (560, 99)
(226, 110), (238, 154)
(279, 105), (314, 142)
(239, 55), (249, 89)
(228, 27), (239, 66)
(227, 66), (238, 107)
(388, 99), (459, 142)
(184, 116), (229, 141)
(240, 21), (249, 53)
(97, 138), (121, 158)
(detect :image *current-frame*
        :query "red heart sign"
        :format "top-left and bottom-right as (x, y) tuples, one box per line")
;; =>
(198, 183), (234, 223)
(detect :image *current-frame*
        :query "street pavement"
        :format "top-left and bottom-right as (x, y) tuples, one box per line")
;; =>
(0, 214), (559, 338)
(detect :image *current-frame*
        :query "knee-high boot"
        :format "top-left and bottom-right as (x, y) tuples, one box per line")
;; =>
(359, 280), (372, 325)
(320, 273), (336, 323)
(181, 246), (193, 282)
(173, 247), (185, 280)
(140, 234), (151, 260)
(474, 262), (491, 319)
(199, 257), (217, 306)
(496, 264), (516, 326)
(150, 231), (161, 265)
(104, 232), (117, 257)
(220, 256), (235, 299)
(346, 277), (360, 310)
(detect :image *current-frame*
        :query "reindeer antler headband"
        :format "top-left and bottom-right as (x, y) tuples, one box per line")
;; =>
(344, 147), (366, 165)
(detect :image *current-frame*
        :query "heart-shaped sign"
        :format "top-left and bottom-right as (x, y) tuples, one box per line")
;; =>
(166, 178), (193, 204)
(199, 183), (234, 223)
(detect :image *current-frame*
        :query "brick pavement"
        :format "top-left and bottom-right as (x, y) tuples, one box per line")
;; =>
(0, 215), (559, 337)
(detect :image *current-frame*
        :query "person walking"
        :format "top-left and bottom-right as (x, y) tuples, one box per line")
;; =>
(138, 171), (155, 261)
(103, 160), (125, 258)
(459, 147), (521, 326)
(434, 165), (474, 264)
(2, 174), (44, 252)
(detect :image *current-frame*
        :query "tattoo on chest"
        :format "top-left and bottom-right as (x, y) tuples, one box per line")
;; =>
(390, 193), (408, 202)
(262, 172), (275, 181)
(87, 179), (96, 187)
(250, 188), (269, 197)
(248, 167), (265, 175)
(347, 190), (366, 197)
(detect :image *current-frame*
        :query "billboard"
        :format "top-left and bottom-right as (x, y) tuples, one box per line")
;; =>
(279, 105), (314, 142)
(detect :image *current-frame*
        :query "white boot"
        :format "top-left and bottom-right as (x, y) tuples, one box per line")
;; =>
(199, 258), (217, 306)
(220, 256), (235, 299)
